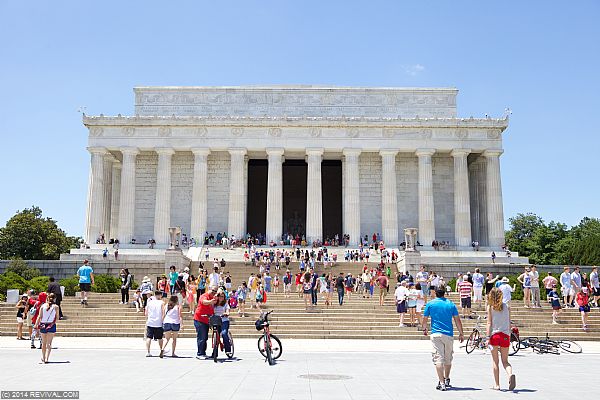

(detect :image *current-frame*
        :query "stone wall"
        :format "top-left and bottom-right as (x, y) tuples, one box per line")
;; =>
(171, 152), (194, 236)
(359, 153), (382, 238)
(396, 154), (419, 235)
(134, 152), (157, 242)
(0, 260), (164, 281)
(432, 155), (454, 243)
(207, 151), (230, 234)
(469, 155), (488, 246)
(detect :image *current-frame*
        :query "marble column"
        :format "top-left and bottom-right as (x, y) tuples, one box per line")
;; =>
(190, 148), (210, 244)
(343, 149), (361, 246)
(306, 148), (323, 244)
(117, 147), (139, 244)
(84, 147), (108, 245)
(228, 148), (247, 239)
(452, 149), (472, 248)
(380, 150), (399, 245)
(484, 150), (505, 248)
(101, 153), (114, 240)
(153, 148), (175, 245)
(109, 161), (122, 240)
(416, 149), (436, 246)
(266, 148), (284, 243)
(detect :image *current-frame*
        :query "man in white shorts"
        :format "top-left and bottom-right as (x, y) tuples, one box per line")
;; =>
(422, 286), (464, 391)
(472, 268), (485, 310)
(560, 266), (575, 307)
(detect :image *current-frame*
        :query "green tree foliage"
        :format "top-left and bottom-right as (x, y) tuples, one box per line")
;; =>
(0, 206), (80, 260)
(505, 214), (600, 265)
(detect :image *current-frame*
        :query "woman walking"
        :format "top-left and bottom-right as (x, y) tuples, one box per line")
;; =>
(120, 269), (132, 304)
(486, 288), (516, 391)
(187, 275), (198, 314)
(302, 272), (313, 311)
(161, 295), (182, 358)
(35, 293), (59, 364)
(237, 282), (248, 316)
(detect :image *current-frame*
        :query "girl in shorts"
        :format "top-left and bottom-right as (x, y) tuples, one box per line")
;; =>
(302, 272), (313, 311)
(407, 283), (419, 327)
(16, 295), (27, 340)
(236, 282), (248, 317)
(548, 285), (561, 324)
(486, 288), (516, 391)
(35, 293), (59, 364)
(414, 283), (425, 328)
(161, 295), (182, 358)
(576, 287), (591, 331)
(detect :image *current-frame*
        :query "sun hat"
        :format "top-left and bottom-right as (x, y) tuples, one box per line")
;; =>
(501, 277), (510, 283)
(142, 276), (150, 283)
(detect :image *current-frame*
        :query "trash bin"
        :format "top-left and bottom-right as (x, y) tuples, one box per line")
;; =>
(7, 289), (19, 303)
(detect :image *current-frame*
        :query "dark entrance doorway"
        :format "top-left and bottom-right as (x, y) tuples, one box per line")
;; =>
(246, 159), (268, 236)
(322, 160), (342, 241)
(283, 160), (307, 238)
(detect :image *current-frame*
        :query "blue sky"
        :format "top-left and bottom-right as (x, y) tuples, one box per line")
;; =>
(0, 1), (598, 237)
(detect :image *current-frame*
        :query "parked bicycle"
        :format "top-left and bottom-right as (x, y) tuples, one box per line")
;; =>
(465, 316), (520, 356)
(255, 310), (282, 365)
(519, 333), (582, 355)
(204, 314), (234, 363)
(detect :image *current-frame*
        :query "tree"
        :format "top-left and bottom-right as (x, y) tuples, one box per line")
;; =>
(0, 206), (80, 260)
(505, 213), (545, 260)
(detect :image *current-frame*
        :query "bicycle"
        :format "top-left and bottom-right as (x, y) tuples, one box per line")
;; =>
(204, 315), (235, 363)
(519, 333), (582, 355)
(465, 316), (520, 356)
(255, 310), (282, 365)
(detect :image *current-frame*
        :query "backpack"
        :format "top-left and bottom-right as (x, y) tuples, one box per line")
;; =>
(28, 302), (37, 317)
(229, 295), (238, 309)
(283, 275), (290, 285)
(256, 290), (263, 302)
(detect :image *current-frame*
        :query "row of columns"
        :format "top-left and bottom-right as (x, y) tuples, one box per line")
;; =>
(85, 147), (505, 248)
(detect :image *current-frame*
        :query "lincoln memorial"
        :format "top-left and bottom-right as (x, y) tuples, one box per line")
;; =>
(82, 86), (508, 250)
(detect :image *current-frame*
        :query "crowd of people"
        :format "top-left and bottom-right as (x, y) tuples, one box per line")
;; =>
(12, 251), (600, 392)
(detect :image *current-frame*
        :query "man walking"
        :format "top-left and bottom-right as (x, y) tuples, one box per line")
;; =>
(335, 273), (345, 306)
(422, 286), (464, 391)
(144, 290), (164, 357)
(47, 277), (64, 320)
(77, 259), (94, 306)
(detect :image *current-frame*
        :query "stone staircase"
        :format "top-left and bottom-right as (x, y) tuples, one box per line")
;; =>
(1, 261), (598, 340)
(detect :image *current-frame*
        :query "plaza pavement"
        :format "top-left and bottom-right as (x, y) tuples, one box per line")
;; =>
(0, 337), (597, 399)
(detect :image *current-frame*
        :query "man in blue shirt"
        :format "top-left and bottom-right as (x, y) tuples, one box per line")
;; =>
(77, 259), (95, 306)
(422, 286), (464, 392)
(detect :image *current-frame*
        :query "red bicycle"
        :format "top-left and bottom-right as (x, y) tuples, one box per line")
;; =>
(255, 310), (282, 365)
(205, 315), (235, 363)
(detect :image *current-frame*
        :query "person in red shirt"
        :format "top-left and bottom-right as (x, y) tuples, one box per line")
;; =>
(576, 287), (591, 331)
(193, 287), (217, 359)
(29, 292), (47, 349)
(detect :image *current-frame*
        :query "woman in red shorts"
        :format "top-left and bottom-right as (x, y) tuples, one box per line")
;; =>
(486, 288), (517, 391)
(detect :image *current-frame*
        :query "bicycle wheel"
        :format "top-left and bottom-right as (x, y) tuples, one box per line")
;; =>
(466, 330), (480, 354)
(212, 330), (219, 363)
(227, 331), (235, 359)
(257, 333), (283, 360)
(509, 332), (520, 356)
(265, 335), (275, 365)
(558, 340), (582, 354)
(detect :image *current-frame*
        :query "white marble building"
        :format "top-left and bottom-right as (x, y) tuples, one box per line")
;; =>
(83, 86), (508, 249)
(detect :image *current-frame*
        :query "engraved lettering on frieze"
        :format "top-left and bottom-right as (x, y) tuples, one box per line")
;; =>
(346, 127), (359, 138)
(383, 128), (396, 138)
(158, 127), (172, 137)
(268, 128), (282, 137)
(196, 127), (208, 137)
(421, 129), (432, 139)
(455, 129), (468, 139)
(487, 129), (501, 139)
(309, 127), (322, 137)
(123, 127), (135, 137)
(90, 127), (103, 137)
(231, 127), (244, 137)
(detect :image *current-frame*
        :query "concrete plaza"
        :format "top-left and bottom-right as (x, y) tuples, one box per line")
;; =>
(0, 337), (596, 399)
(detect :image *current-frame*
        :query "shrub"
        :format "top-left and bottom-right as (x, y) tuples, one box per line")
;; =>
(92, 274), (121, 293)
(29, 276), (50, 295)
(0, 271), (29, 296)
(59, 276), (80, 296)
(6, 259), (41, 280)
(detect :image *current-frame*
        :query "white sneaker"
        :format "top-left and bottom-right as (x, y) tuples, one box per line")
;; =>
(119, 302), (123, 304)
(399, 324), (406, 327)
